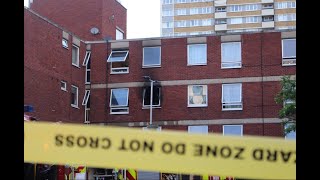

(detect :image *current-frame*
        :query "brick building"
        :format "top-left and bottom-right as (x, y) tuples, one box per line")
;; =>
(24, 0), (295, 179)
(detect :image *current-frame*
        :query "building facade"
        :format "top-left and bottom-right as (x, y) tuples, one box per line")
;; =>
(25, 0), (296, 179)
(161, 0), (296, 37)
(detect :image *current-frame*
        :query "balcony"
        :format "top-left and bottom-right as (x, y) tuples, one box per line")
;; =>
(215, 24), (227, 31)
(261, 0), (274, 3)
(214, 0), (226, 7)
(215, 12), (227, 19)
(262, 9), (274, 16)
(262, 21), (274, 28)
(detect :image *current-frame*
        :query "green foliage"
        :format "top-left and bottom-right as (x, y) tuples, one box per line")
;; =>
(275, 76), (296, 135)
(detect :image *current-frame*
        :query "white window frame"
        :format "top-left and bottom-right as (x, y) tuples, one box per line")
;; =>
(72, 45), (80, 67)
(176, 0), (187, 3)
(221, 42), (242, 69)
(82, 90), (90, 106)
(216, 7), (226, 12)
(163, 0), (173, 4)
(223, 125), (243, 136)
(116, 28), (124, 40)
(188, 85), (208, 107)
(262, 4), (273, 9)
(176, 20), (187, 27)
(190, 8), (199, 15)
(61, 81), (67, 91)
(162, 22), (174, 28)
(187, 44), (207, 66)
(263, 16), (274, 22)
(188, 125), (208, 134)
(177, 8), (187, 15)
(71, 85), (79, 108)
(202, 7), (212, 14)
(142, 46), (161, 68)
(246, 16), (259, 23)
(62, 39), (68, 49)
(83, 51), (91, 66)
(163, 9), (173, 16)
(107, 50), (129, 74)
(230, 17), (243, 24)
(216, 19), (227, 24)
(202, 19), (212, 26)
(282, 39), (296, 66)
(110, 88), (129, 114)
(222, 83), (243, 111)
(190, 19), (201, 27)
(142, 86), (161, 108)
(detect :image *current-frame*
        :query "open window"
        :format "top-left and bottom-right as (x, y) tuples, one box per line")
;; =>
(143, 86), (161, 108)
(110, 88), (129, 114)
(222, 83), (242, 110)
(282, 39), (296, 66)
(107, 50), (129, 74)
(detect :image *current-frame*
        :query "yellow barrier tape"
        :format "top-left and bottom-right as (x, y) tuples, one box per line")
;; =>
(24, 122), (296, 180)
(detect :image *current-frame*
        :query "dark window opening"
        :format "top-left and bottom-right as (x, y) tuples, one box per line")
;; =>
(143, 86), (161, 107)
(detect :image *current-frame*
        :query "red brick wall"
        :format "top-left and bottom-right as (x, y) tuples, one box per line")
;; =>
(30, 0), (126, 41)
(24, 9), (86, 123)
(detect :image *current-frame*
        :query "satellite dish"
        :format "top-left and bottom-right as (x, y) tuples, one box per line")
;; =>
(90, 27), (100, 35)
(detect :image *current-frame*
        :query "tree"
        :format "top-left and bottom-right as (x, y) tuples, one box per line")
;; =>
(275, 76), (296, 135)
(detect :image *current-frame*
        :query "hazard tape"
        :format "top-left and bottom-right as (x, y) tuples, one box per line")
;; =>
(24, 122), (295, 180)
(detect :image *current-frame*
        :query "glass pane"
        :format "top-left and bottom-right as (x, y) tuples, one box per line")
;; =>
(283, 39), (296, 58)
(86, 71), (90, 83)
(222, 43), (241, 62)
(111, 89), (128, 106)
(72, 46), (78, 64)
(188, 45), (206, 64)
(108, 51), (128, 62)
(188, 126), (208, 134)
(143, 47), (161, 66)
(192, 86), (203, 95)
(223, 84), (241, 103)
(224, 125), (242, 136)
(144, 87), (160, 106)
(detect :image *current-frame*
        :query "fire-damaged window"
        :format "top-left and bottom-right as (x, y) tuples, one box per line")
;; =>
(107, 50), (129, 74)
(143, 85), (161, 108)
(110, 88), (129, 114)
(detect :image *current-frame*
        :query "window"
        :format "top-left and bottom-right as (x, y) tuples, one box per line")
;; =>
(216, 7), (226, 12)
(176, 0), (186, 3)
(229, 5), (243, 12)
(110, 88), (129, 114)
(262, 3), (273, 9)
(202, 7), (212, 14)
(276, 14), (296, 21)
(162, 22), (174, 28)
(221, 42), (241, 68)
(202, 19), (212, 26)
(84, 92), (90, 123)
(82, 90), (90, 106)
(188, 85), (208, 107)
(176, 9), (187, 15)
(61, 81), (67, 91)
(230, 17), (243, 24)
(176, 20), (187, 27)
(143, 47), (161, 67)
(107, 50), (129, 74)
(190, 8), (199, 15)
(116, 29), (124, 40)
(71, 85), (79, 108)
(72, 45), (79, 67)
(163, 9), (173, 16)
(83, 51), (91, 66)
(245, 16), (259, 23)
(163, 0), (173, 4)
(285, 123), (296, 140)
(188, 126), (208, 134)
(188, 44), (207, 65)
(222, 83), (242, 110)
(244, 4), (259, 11)
(216, 19), (227, 24)
(282, 39), (296, 66)
(62, 39), (68, 48)
(86, 57), (91, 84)
(262, 16), (274, 22)
(190, 19), (201, 27)
(275, 2), (296, 9)
(143, 86), (161, 108)
(223, 125), (243, 136)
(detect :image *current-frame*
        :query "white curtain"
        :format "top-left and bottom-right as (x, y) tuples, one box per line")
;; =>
(188, 44), (207, 64)
(221, 42), (241, 62)
(223, 84), (241, 103)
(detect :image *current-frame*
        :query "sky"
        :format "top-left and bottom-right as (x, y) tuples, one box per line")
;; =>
(24, 0), (161, 39)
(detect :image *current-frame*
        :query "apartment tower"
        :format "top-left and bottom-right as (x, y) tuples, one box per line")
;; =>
(161, 0), (296, 36)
